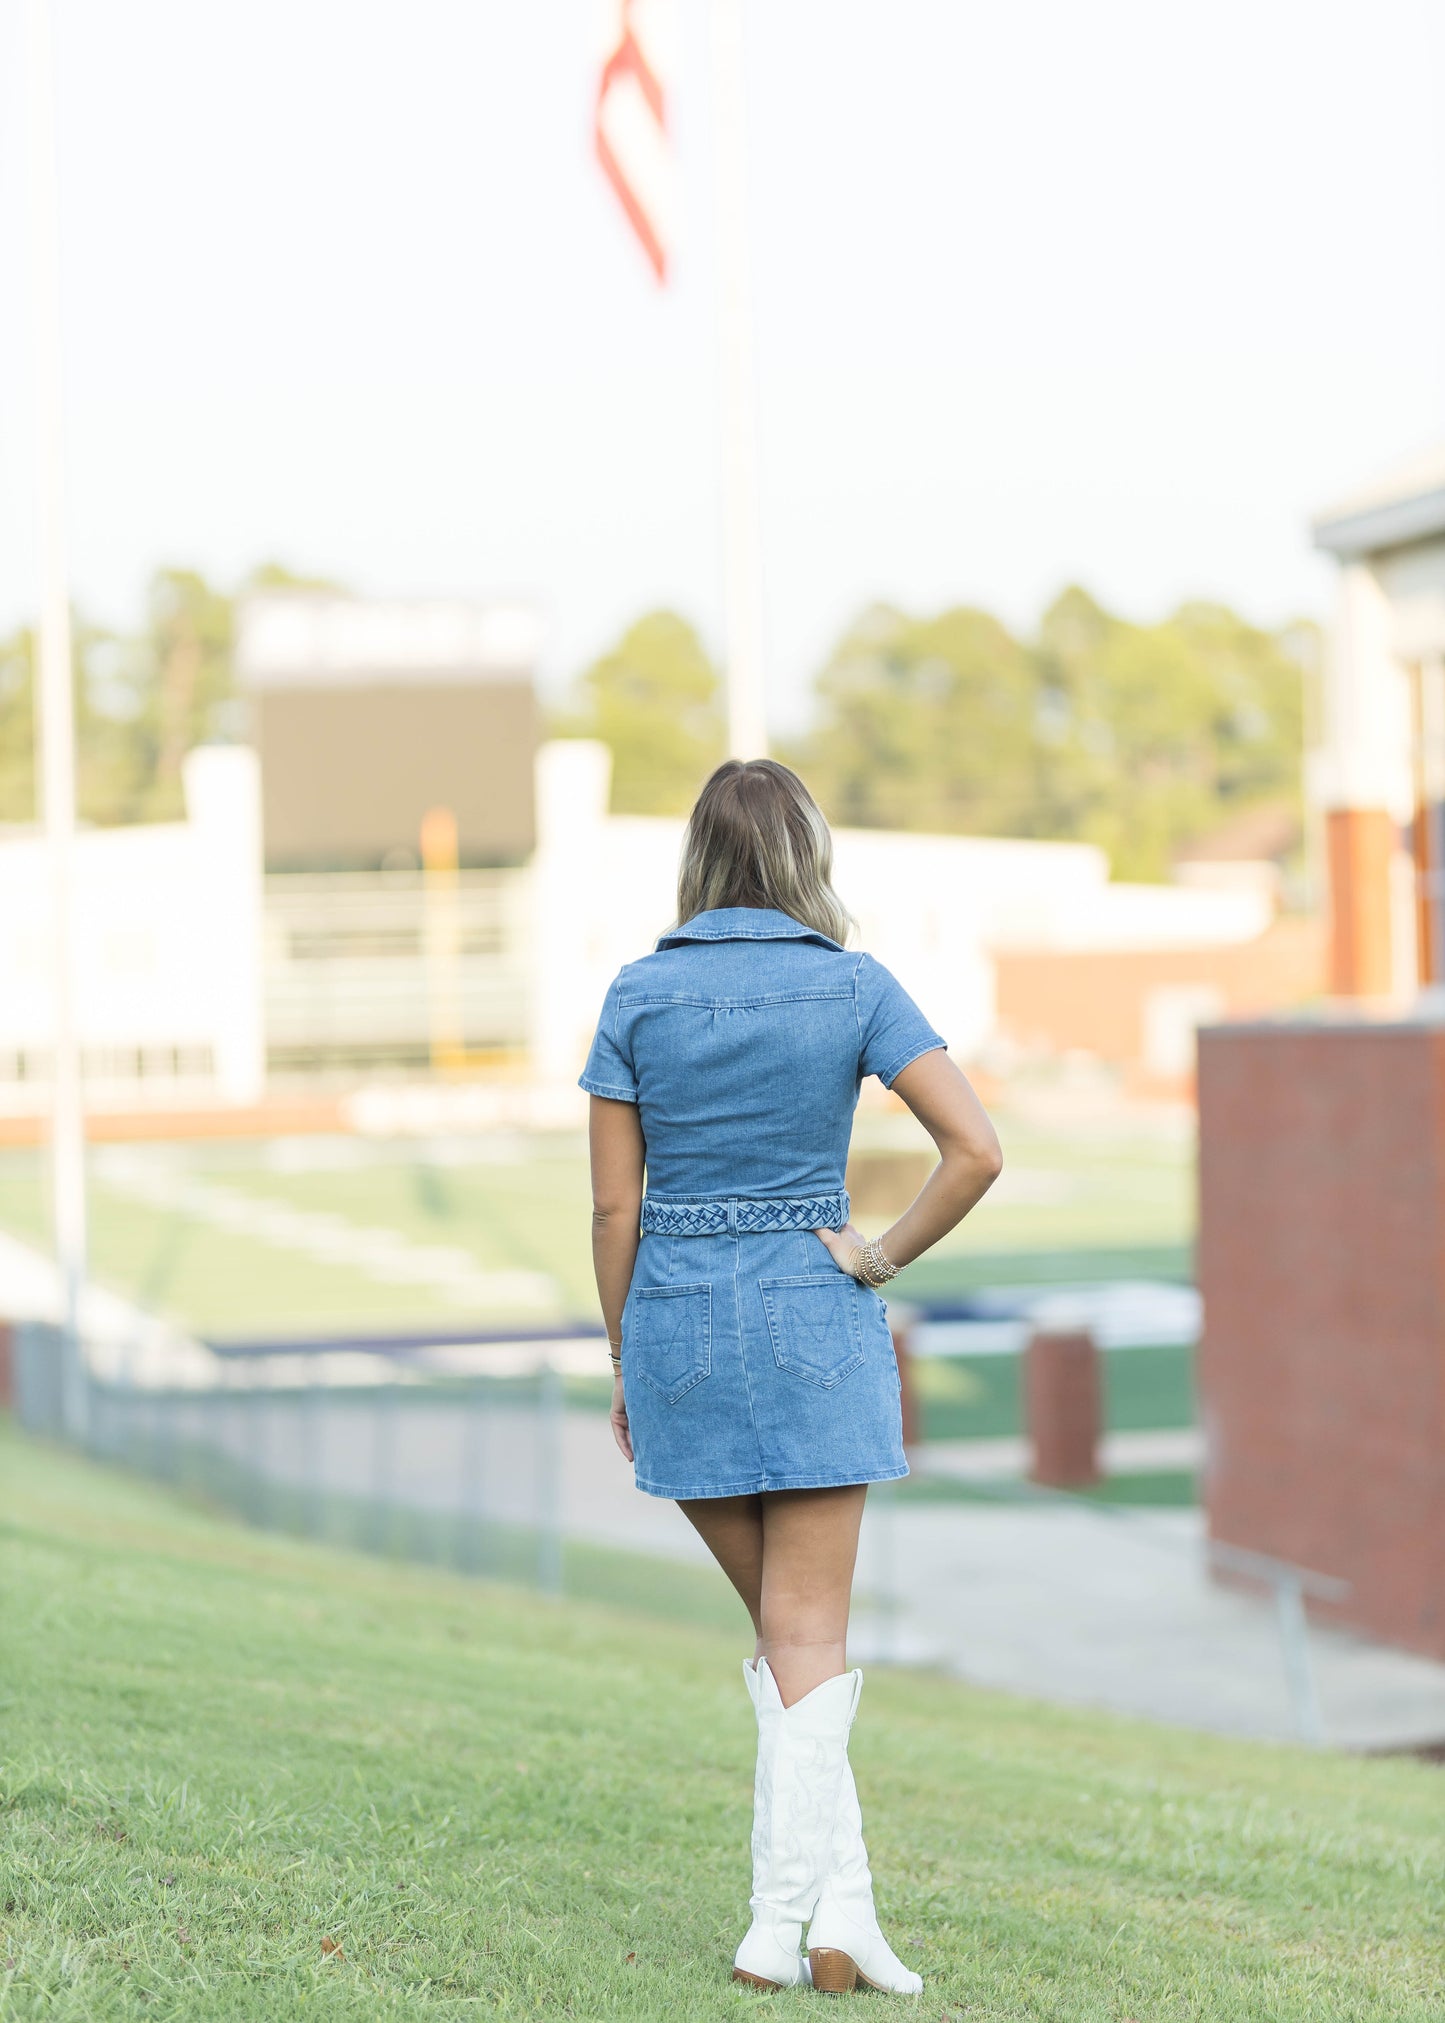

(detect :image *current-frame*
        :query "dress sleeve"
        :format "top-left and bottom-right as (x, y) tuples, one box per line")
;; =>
(855, 952), (948, 1089)
(577, 974), (639, 1103)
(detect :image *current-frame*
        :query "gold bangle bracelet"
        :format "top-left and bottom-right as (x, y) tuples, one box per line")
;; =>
(852, 1236), (899, 1288)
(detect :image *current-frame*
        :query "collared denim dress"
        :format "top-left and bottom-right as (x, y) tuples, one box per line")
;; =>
(578, 906), (947, 1499)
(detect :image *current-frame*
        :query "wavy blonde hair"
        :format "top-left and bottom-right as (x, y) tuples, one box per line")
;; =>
(675, 759), (855, 946)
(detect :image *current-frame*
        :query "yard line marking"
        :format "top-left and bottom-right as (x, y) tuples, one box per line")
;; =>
(96, 1153), (557, 1313)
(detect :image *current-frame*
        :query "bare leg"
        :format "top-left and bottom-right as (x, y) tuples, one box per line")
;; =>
(679, 1494), (765, 1655)
(680, 1485), (868, 1699)
(759, 1486), (867, 1706)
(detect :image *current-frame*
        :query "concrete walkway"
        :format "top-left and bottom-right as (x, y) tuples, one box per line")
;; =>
(558, 1411), (1445, 1754)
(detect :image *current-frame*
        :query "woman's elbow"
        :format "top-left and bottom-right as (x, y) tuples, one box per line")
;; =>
(944, 1129), (1003, 1189)
(591, 1195), (642, 1231)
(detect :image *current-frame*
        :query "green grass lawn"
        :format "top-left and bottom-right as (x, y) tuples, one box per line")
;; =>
(2, 1420), (1442, 2022)
(912, 1345), (1196, 1444)
(896, 1471), (1199, 1511)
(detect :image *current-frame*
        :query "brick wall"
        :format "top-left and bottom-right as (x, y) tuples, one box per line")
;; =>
(1197, 1021), (1445, 1659)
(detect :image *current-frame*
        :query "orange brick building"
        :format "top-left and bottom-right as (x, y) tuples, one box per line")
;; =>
(995, 918), (1323, 1097)
(1198, 451), (1445, 1659)
(1198, 1022), (1445, 1659)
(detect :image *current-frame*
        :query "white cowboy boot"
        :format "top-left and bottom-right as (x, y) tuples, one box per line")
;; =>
(733, 1657), (861, 1990)
(807, 1670), (924, 1995)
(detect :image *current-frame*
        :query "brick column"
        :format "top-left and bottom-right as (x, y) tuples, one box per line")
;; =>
(1198, 1020), (1445, 1659)
(1326, 806), (1396, 996)
(1026, 1327), (1101, 1489)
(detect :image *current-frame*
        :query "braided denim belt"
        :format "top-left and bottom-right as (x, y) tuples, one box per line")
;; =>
(639, 1189), (850, 1236)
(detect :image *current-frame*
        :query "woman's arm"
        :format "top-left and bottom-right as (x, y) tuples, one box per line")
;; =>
(588, 1093), (646, 1459)
(817, 1049), (1002, 1276)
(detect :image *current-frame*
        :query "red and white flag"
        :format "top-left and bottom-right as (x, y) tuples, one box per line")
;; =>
(595, 0), (676, 284)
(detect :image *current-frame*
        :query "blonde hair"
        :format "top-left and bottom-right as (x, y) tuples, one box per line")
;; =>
(675, 760), (855, 946)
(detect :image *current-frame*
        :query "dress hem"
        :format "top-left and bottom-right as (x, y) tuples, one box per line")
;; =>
(633, 1461), (910, 1500)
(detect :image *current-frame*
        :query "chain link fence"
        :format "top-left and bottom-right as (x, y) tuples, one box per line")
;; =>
(12, 1320), (567, 1594)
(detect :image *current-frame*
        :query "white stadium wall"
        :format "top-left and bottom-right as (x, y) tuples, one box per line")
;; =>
(0, 746), (264, 1114)
(0, 735), (1279, 1116)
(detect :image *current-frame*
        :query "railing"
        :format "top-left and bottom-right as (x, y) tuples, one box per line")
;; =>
(11, 1311), (1367, 1751)
(12, 1320), (568, 1596)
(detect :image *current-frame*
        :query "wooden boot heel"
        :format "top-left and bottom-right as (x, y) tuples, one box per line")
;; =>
(808, 1947), (862, 1993)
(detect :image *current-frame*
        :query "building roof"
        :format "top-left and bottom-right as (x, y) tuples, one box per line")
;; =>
(1313, 444), (1445, 558)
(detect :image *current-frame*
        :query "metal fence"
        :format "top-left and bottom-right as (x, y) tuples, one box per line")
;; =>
(12, 1321), (567, 1594)
(11, 1317), (1391, 1754)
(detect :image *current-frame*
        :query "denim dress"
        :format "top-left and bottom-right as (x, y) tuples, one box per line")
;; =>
(578, 906), (947, 1499)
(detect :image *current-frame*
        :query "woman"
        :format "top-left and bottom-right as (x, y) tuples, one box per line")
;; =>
(580, 759), (1002, 1996)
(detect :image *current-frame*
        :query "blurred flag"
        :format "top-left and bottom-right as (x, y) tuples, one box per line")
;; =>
(595, 0), (675, 283)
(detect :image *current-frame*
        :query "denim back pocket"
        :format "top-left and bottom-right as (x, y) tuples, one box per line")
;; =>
(758, 1273), (864, 1389)
(631, 1283), (712, 1404)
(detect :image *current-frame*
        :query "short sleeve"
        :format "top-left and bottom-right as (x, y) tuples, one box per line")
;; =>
(856, 952), (947, 1089)
(577, 975), (639, 1103)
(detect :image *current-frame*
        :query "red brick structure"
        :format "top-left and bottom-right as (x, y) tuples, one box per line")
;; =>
(1197, 1020), (1445, 1659)
(1325, 808), (1397, 997)
(1025, 1328), (1101, 1489)
(993, 917), (1325, 1098)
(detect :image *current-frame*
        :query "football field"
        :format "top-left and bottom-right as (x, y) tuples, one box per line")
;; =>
(0, 1111), (1194, 1340)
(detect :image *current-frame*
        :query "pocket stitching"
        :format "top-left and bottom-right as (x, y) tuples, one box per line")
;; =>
(633, 1282), (712, 1404)
(758, 1273), (865, 1391)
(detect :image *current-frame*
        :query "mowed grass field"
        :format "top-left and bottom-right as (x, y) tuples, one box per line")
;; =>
(3, 1420), (1442, 2022)
(0, 1112), (1194, 1340)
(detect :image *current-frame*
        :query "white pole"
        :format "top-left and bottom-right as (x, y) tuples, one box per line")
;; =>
(709, 0), (767, 761)
(25, 0), (89, 1438)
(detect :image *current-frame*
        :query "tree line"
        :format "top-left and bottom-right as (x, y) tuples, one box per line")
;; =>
(0, 572), (1313, 883)
(0, 564), (333, 830)
(559, 592), (1314, 882)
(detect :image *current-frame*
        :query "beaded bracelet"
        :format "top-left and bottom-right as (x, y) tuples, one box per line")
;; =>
(851, 1236), (899, 1288)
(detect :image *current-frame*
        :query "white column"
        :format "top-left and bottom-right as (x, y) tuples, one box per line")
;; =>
(183, 747), (266, 1105)
(530, 741), (614, 1087)
(1321, 562), (1413, 816)
(710, 0), (767, 760)
(26, 0), (87, 1434)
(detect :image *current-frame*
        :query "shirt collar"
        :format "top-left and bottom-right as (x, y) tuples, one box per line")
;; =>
(654, 905), (844, 952)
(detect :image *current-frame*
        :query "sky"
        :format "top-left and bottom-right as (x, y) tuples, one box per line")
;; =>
(1, 0), (1443, 734)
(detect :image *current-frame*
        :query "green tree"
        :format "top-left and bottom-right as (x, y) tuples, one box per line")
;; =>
(0, 567), (239, 828)
(0, 628), (36, 825)
(801, 603), (1040, 835)
(553, 611), (724, 814)
(70, 569), (239, 824)
(0, 617), (146, 827)
(801, 586), (1312, 882)
(1033, 590), (1309, 878)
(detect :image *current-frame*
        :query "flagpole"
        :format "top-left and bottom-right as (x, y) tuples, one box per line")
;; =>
(25, 0), (89, 1439)
(709, 0), (767, 761)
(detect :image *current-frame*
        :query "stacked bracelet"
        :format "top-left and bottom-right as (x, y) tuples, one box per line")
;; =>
(608, 1338), (623, 1372)
(850, 1236), (899, 1288)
